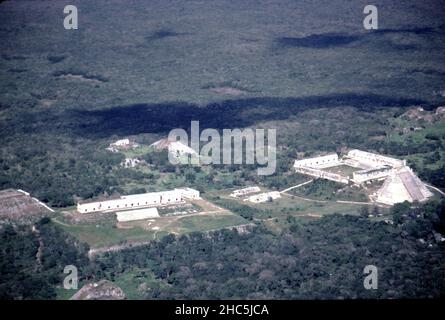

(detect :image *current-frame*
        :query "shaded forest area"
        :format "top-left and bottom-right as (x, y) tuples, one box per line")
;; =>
(1, 94), (444, 207)
(0, 218), (90, 299)
(93, 200), (445, 299)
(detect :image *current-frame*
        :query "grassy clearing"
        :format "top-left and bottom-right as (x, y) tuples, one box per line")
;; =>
(175, 214), (249, 232)
(59, 221), (157, 248)
(323, 165), (358, 178)
(60, 213), (248, 248)
(57, 197), (247, 248)
(207, 185), (380, 223)
(121, 145), (153, 158)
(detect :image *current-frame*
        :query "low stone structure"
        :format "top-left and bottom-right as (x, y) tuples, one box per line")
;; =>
(247, 191), (281, 203)
(295, 166), (349, 184)
(77, 188), (200, 213)
(106, 138), (139, 153)
(351, 165), (394, 183)
(116, 207), (159, 222)
(294, 153), (340, 169)
(230, 186), (261, 198)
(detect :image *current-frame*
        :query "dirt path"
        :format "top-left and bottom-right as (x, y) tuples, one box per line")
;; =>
(31, 226), (44, 266)
(281, 192), (330, 203)
(52, 217), (71, 227)
(281, 190), (388, 207)
(88, 240), (153, 259)
(336, 200), (388, 208)
(280, 180), (314, 193)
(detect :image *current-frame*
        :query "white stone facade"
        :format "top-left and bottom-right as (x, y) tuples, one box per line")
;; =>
(114, 139), (130, 146)
(294, 154), (340, 169)
(351, 165), (394, 183)
(150, 139), (198, 158)
(106, 138), (138, 153)
(122, 158), (141, 168)
(77, 188), (200, 213)
(347, 149), (405, 168)
(295, 166), (349, 184)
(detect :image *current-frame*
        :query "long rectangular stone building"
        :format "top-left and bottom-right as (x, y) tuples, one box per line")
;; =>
(347, 149), (406, 168)
(77, 188), (200, 213)
(294, 154), (339, 169)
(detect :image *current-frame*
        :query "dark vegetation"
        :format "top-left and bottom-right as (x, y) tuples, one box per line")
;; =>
(0, 0), (444, 205)
(276, 26), (445, 50)
(3, 200), (444, 299)
(145, 29), (190, 43)
(0, 218), (90, 299)
(1, 95), (444, 206)
(91, 200), (445, 299)
(47, 55), (66, 64)
(0, 0), (445, 300)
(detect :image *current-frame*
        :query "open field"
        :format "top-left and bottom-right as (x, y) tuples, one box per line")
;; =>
(0, 0), (444, 210)
(120, 145), (153, 159)
(206, 184), (390, 223)
(57, 219), (159, 248)
(117, 198), (248, 234)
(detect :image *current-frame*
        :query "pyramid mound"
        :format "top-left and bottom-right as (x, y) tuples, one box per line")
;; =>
(0, 189), (54, 223)
(150, 138), (197, 155)
(374, 168), (433, 205)
(70, 280), (126, 300)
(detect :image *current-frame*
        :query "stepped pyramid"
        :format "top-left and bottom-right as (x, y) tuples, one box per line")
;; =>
(374, 168), (433, 205)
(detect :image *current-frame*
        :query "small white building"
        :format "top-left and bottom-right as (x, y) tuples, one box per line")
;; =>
(106, 138), (139, 153)
(114, 139), (130, 146)
(230, 186), (261, 198)
(294, 166), (349, 184)
(169, 141), (198, 157)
